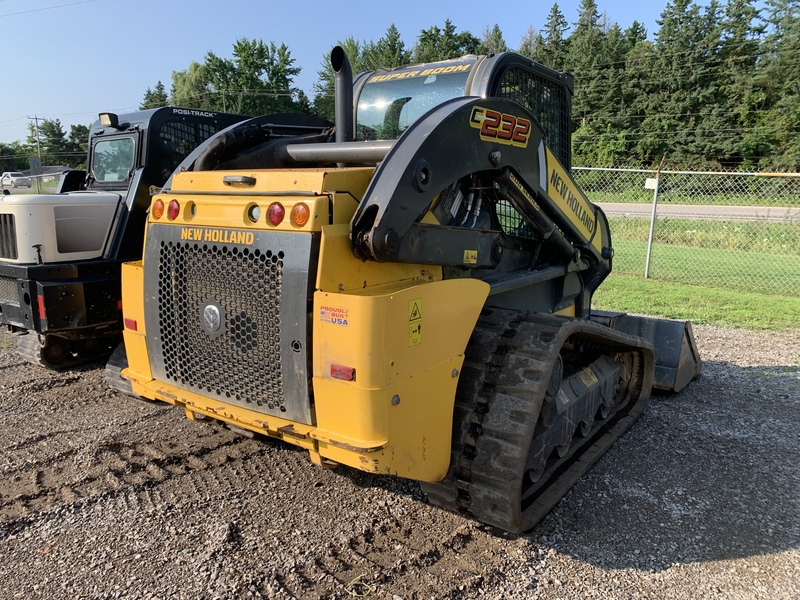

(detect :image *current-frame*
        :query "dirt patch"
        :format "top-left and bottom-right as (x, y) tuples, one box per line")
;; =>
(0, 325), (798, 599)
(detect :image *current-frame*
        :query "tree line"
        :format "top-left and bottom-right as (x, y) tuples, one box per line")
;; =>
(2, 0), (798, 173)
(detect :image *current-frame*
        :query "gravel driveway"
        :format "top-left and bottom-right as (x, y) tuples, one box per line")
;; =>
(0, 325), (798, 599)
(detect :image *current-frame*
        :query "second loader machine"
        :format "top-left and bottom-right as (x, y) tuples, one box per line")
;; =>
(116, 48), (700, 533)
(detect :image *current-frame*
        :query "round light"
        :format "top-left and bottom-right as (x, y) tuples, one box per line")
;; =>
(152, 199), (164, 219)
(290, 203), (310, 227)
(167, 200), (180, 220)
(247, 204), (261, 223)
(267, 202), (285, 225)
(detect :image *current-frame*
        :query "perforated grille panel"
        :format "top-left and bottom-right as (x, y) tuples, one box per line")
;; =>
(157, 240), (286, 410)
(0, 214), (18, 259)
(0, 276), (17, 304)
(146, 225), (316, 425)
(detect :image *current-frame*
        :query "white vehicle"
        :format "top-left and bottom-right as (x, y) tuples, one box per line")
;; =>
(1, 172), (32, 188)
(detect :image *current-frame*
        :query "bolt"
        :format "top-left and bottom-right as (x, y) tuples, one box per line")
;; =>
(391, 395), (401, 406)
(452, 369), (460, 378)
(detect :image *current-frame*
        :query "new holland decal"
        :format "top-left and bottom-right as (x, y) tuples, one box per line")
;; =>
(180, 227), (255, 245)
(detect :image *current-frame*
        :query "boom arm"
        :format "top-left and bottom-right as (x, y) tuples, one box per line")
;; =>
(350, 96), (612, 285)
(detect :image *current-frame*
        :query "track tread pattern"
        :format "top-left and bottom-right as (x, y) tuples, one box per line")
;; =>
(422, 308), (654, 533)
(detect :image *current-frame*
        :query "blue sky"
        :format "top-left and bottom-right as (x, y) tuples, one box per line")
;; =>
(1, 0), (682, 143)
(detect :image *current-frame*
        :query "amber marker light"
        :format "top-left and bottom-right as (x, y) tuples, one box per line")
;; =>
(267, 202), (285, 225)
(290, 202), (310, 227)
(167, 200), (180, 220)
(152, 199), (164, 219)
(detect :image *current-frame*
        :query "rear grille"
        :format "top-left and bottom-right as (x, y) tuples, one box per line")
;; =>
(0, 214), (18, 259)
(0, 276), (18, 305)
(157, 240), (286, 412)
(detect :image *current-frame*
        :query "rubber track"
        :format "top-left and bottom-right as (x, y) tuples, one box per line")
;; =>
(422, 308), (654, 534)
(104, 342), (138, 397)
(16, 332), (116, 371)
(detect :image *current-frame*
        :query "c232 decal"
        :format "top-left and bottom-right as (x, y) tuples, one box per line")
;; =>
(469, 106), (532, 148)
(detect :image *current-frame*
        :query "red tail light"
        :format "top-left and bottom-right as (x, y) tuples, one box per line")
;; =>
(331, 364), (356, 381)
(267, 202), (285, 225)
(167, 200), (180, 220)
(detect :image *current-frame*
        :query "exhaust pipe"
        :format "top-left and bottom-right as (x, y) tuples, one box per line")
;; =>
(331, 46), (354, 143)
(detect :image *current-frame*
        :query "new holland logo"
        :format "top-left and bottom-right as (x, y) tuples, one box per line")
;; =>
(201, 299), (226, 339)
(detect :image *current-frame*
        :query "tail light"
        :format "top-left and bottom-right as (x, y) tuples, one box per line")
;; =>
(152, 199), (164, 219)
(267, 202), (285, 225)
(167, 200), (180, 220)
(291, 203), (310, 227)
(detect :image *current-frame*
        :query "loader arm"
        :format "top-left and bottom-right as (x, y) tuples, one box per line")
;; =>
(350, 96), (614, 295)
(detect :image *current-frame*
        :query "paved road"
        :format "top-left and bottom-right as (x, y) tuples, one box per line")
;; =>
(597, 202), (800, 222)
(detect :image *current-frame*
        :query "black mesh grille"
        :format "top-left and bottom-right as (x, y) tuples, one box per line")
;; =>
(0, 214), (18, 259)
(157, 240), (286, 411)
(495, 199), (536, 240)
(497, 66), (571, 170)
(152, 120), (230, 178)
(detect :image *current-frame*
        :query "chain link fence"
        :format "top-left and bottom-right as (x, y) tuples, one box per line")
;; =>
(573, 167), (800, 297)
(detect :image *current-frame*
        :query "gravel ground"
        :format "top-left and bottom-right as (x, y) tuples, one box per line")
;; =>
(0, 325), (798, 599)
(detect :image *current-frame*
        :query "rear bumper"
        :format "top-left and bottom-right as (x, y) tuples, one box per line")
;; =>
(0, 260), (124, 337)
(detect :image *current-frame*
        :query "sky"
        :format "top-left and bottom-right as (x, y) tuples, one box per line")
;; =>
(0, 0), (684, 144)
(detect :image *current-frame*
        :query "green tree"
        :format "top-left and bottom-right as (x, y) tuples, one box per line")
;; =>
(0, 142), (31, 173)
(26, 118), (85, 167)
(479, 24), (508, 54)
(517, 25), (544, 61)
(69, 124), (91, 168)
(634, 0), (725, 166)
(140, 81), (169, 110)
(204, 39), (302, 115)
(364, 24), (412, 69)
(170, 61), (214, 110)
(170, 39), (304, 116)
(413, 20), (480, 63)
(758, 0), (800, 170)
(715, 0), (767, 167)
(538, 3), (570, 70)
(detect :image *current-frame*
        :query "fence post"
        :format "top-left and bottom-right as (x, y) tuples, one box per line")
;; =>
(644, 157), (666, 278)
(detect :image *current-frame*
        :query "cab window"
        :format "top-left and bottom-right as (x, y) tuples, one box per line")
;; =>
(91, 137), (135, 183)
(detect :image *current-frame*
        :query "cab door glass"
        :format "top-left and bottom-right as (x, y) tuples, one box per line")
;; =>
(91, 138), (135, 183)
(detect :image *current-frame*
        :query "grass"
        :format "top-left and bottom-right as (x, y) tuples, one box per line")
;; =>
(583, 189), (800, 207)
(610, 238), (800, 297)
(604, 216), (800, 298)
(609, 217), (800, 255)
(593, 274), (800, 330)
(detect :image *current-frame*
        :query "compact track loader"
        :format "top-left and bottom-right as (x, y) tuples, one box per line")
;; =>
(115, 48), (700, 533)
(0, 108), (247, 368)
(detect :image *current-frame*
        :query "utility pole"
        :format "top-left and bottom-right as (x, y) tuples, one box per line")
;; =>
(27, 115), (43, 193)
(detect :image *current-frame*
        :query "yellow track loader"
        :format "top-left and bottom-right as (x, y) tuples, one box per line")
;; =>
(112, 47), (700, 533)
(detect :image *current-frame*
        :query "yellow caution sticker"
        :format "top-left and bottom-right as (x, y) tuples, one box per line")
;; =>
(408, 298), (422, 346)
(578, 368), (598, 388)
(463, 249), (478, 264)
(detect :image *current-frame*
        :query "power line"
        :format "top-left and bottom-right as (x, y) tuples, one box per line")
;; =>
(0, 0), (100, 18)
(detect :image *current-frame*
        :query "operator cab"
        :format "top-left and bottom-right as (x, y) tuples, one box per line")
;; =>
(354, 53), (573, 169)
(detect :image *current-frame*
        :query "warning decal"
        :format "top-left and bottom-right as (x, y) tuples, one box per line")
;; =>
(408, 298), (422, 347)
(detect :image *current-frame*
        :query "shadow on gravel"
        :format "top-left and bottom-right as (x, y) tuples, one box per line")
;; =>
(528, 359), (799, 572)
(322, 359), (800, 574)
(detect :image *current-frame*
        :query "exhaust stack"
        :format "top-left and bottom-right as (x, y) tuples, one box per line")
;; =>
(331, 46), (354, 143)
